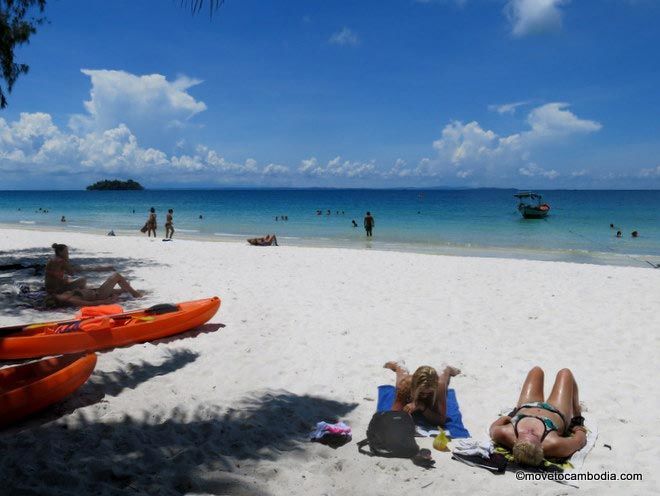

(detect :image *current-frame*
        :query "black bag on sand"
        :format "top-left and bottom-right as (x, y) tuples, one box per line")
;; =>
(357, 411), (419, 458)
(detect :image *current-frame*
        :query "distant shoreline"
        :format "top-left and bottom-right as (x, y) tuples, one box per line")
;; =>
(0, 222), (654, 269)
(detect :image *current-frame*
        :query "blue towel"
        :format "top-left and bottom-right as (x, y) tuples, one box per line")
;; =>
(376, 385), (470, 438)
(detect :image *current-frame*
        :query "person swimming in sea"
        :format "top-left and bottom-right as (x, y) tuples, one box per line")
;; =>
(165, 209), (175, 239)
(616, 230), (622, 238)
(632, 230), (639, 238)
(61, 216), (66, 222)
(384, 361), (460, 426)
(45, 243), (141, 306)
(489, 367), (587, 467)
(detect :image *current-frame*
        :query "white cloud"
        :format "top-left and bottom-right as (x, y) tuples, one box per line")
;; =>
(488, 101), (531, 115)
(69, 70), (207, 146)
(298, 156), (376, 178)
(329, 27), (359, 46)
(407, 102), (601, 180)
(524, 102), (601, 140)
(518, 162), (559, 179)
(639, 165), (660, 177)
(0, 112), (268, 182)
(505, 0), (567, 37)
(262, 163), (290, 175)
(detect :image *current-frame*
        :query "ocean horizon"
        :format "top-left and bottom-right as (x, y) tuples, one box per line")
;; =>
(1, 188), (659, 268)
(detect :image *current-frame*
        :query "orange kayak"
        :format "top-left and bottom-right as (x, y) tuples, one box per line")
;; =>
(0, 353), (96, 427)
(0, 297), (221, 360)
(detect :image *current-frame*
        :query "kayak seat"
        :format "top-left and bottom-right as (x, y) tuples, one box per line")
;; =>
(145, 303), (180, 315)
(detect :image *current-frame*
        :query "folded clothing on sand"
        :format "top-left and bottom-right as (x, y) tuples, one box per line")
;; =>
(310, 421), (352, 448)
(376, 385), (470, 439)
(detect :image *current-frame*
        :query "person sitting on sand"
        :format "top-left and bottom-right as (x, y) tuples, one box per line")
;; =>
(247, 234), (278, 246)
(489, 367), (587, 466)
(45, 243), (141, 305)
(384, 361), (460, 426)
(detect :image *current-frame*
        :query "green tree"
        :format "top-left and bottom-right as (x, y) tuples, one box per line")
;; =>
(0, 0), (46, 108)
(0, 0), (223, 109)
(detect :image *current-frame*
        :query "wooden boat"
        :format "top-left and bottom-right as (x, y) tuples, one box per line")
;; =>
(0, 297), (220, 360)
(514, 192), (550, 219)
(0, 353), (96, 427)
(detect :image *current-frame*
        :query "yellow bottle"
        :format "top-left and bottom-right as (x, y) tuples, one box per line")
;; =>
(433, 429), (450, 452)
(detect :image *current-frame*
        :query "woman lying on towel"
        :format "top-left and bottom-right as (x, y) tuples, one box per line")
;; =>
(247, 234), (278, 246)
(384, 362), (461, 426)
(489, 367), (587, 466)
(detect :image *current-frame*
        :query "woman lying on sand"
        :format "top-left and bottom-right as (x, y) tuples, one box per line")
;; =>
(489, 367), (587, 466)
(247, 234), (278, 246)
(45, 243), (141, 306)
(384, 362), (460, 426)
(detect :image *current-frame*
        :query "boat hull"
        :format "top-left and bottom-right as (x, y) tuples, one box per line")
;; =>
(0, 297), (221, 360)
(519, 204), (550, 219)
(0, 353), (96, 427)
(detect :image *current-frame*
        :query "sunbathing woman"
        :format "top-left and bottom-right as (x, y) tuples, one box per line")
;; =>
(489, 367), (587, 466)
(247, 234), (278, 246)
(45, 243), (141, 305)
(384, 361), (460, 426)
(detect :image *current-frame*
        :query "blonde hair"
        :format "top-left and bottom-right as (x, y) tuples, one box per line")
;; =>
(411, 366), (439, 403)
(512, 440), (544, 466)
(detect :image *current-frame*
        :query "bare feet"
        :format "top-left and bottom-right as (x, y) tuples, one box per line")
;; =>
(444, 365), (461, 377)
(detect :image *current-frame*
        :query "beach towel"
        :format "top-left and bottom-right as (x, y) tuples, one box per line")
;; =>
(376, 385), (470, 439)
(451, 418), (598, 481)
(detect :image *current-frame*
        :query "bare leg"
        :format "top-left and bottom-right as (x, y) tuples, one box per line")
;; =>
(96, 272), (141, 298)
(384, 361), (411, 411)
(437, 365), (460, 390)
(546, 369), (579, 424)
(384, 361), (410, 386)
(517, 366), (545, 407)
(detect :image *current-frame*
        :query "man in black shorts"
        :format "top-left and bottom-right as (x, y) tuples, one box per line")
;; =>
(364, 211), (375, 237)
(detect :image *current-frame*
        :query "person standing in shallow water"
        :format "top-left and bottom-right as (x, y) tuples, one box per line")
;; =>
(165, 209), (174, 239)
(364, 211), (375, 237)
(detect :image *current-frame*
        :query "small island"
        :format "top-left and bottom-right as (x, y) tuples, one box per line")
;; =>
(86, 179), (144, 191)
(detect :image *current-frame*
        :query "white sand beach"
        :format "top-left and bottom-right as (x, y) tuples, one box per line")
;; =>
(1, 227), (658, 495)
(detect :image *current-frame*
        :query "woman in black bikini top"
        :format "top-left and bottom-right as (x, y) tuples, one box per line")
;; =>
(489, 367), (587, 466)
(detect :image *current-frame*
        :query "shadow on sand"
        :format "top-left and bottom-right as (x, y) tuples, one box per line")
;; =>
(0, 390), (358, 495)
(3, 348), (201, 434)
(0, 246), (160, 317)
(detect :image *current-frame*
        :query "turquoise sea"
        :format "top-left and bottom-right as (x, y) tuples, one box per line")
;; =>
(1, 189), (659, 267)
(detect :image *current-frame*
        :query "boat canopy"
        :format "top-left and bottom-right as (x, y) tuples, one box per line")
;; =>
(514, 192), (543, 200)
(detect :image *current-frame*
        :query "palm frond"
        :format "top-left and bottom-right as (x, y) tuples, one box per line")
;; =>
(179, 0), (225, 17)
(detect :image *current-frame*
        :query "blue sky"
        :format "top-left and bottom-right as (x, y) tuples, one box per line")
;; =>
(1, 0), (659, 189)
